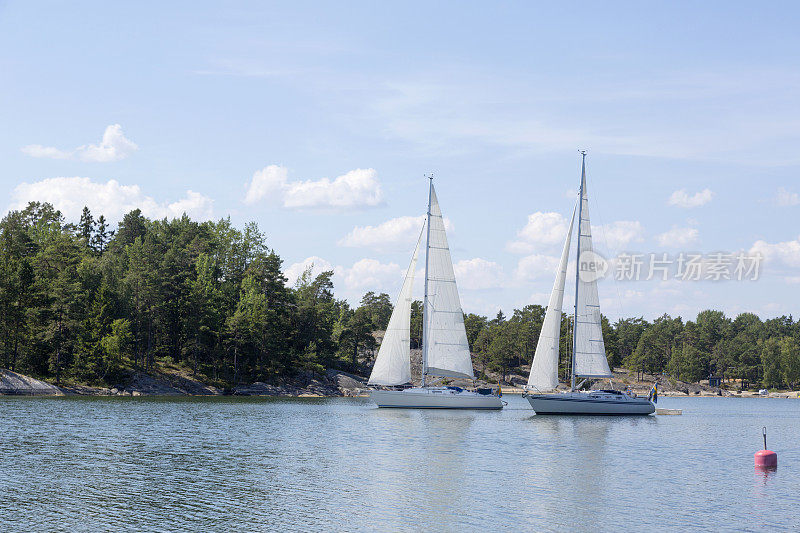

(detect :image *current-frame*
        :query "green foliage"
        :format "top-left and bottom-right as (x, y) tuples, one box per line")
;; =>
(780, 336), (800, 388)
(99, 319), (133, 382)
(2, 200), (798, 390)
(410, 300), (423, 349)
(760, 337), (782, 389)
(463, 313), (488, 352)
(625, 314), (682, 376)
(0, 203), (382, 387)
(359, 292), (392, 331)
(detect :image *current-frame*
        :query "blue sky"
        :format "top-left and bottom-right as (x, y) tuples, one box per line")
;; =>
(2, 1), (799, 320)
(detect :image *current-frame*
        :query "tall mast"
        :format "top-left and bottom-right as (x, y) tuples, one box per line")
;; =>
(571, 151), (586, 391)
(421, 175), (433, 388)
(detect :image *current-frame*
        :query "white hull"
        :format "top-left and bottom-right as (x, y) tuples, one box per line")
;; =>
(370, 387), (503, 409)
(524, 390), (654, 415)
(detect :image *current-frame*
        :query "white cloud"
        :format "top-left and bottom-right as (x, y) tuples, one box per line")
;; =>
(10, 177), (213, 222)
(244, 165), (288, 205)
(750, 236), (800, 268)
(335, 258), (402, 291)
(459, 296), (503, 317)
(285, 257), (405, 294)
(340, 215), (425, 250)
(283, 256), (334, 286)
(21, 124), (138, 162)
(508, 211), (569, 253)
(509, 212), (643, 254)
(20, 145), (72, 159)
(592, 221), (645, 251)
(776, 187), (800, 206)
(514, 254), (560, 281)
(244, 165), (384, 210)
(453, 258), (505, 290)
(339, 215), (454, 250)
(668, 188), (714, 208)
(656, 226), (700, 247)
(785, 276), (800, 284)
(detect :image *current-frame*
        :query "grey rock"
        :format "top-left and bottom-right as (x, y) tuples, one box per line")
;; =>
(0, 370), (63, 396)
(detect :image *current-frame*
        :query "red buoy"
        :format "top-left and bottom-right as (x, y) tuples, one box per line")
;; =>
(755, 427), (777, 468)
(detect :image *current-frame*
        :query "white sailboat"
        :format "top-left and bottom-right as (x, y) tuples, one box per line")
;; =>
(523, 152), (654, 415)
(369, 178), (503, 409)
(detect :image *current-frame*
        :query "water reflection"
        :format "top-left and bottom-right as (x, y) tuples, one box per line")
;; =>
(755, 465), (778, 485)
(361, 408), (475, 527)
(2, 396), (800, 531)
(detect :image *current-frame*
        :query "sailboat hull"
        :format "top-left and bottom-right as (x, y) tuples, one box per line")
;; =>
(370, 388), (503, 409)
(524, 391), (655, 415)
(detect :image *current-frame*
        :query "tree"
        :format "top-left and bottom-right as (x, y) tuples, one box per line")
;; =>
(340, 306), (376, 371)
(668, 322), (709, 383)
(78, 206), (95, 248)
(30, 231), (85, 383)
(410, 300), (423, 349)
(92, 215), (112, 253)
(225, 275), (268, 384)
(615, 317), (649, 368)
(626, 314), (682, 378)
(99, 319), (133, 382)
(186, 253), (223, 376)
(760, 337), (782, 389)
(474, 327), (493, 379)
(488, 322), (516, 383)
(780, 336), (800, 389)
(3, 197), (799, 394)
(359, 292), (393, 331)
(509, 305), (545, 367)
(0, 210), (35, 371)
(602, 314), (620, 369)
(464, 313), (488, 353)
(114, 209), (148, 248)
(293, 269), (337, 374)
(696, 310), (732, 378)
(728, 313), (763, 387)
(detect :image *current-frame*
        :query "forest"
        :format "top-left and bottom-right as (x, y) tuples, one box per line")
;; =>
(1, 203), (799, 390)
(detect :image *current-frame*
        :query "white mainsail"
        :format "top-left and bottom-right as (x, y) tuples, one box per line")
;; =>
(573, 169), (612, 378)
(527, 204), (576, 391)
(368, 225), (424, 385)
(423, 183), (475, 380)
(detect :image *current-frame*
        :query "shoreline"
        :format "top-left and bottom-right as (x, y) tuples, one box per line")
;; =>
(4, 389), (800, 401)
(4, 368), (799, 399)
(0, 368), (367, 399)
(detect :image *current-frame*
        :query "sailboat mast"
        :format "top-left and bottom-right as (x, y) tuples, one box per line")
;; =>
(571, 151), (586, 391)
(421, 175), (433, 388)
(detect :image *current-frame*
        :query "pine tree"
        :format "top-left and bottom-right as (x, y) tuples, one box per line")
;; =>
(92, 215), (111, 253)
(78, 206), (95, 248)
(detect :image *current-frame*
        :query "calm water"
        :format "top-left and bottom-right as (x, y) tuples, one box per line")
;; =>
(2, 395), (799, 532)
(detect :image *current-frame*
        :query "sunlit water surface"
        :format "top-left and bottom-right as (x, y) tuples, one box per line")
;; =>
(2, 395), (799, 531)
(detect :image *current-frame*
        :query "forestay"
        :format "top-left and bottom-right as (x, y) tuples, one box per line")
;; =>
(573, 171), (612, 378)
(527, 204), (576, 391)
(368, 225), (424, 385)
(423, 184), (475, 380)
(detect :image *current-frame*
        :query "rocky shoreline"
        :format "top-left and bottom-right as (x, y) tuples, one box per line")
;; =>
(0, 368), (372, 398)
(3, 366), (798, 399)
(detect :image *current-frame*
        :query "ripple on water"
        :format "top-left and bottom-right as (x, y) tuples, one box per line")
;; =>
(2, 396), (800, 531)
